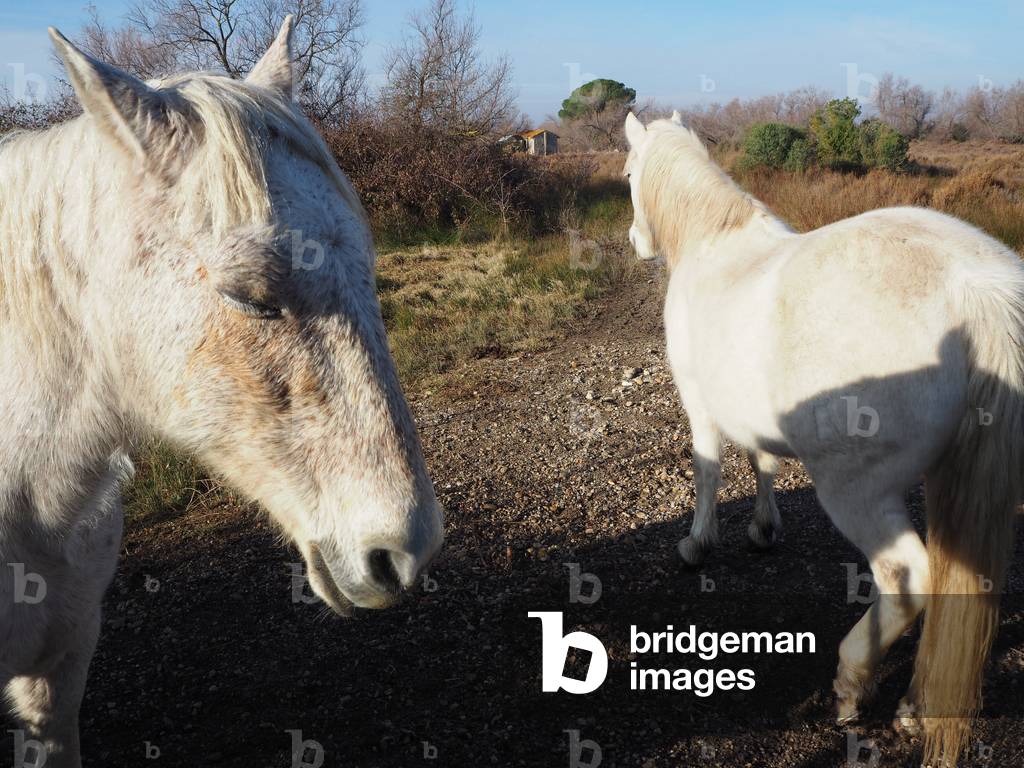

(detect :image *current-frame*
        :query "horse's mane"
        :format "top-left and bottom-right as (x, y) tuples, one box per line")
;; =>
(639, 120), (756, 265)
(0, 72), (364, 322)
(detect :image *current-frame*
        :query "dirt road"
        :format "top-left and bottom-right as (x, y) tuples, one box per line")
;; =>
(25, 265), (1024, 767)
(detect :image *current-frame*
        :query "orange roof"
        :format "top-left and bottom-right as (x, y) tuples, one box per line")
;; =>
(520, 129), (558, 139)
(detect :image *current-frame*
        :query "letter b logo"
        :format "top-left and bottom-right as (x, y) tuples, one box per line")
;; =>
(10, 564), (46, 604)
(528, 612), (608, 694)
(286, 730), (324, 768)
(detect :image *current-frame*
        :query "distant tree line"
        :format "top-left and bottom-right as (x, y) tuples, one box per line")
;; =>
(553, 74), (1024, 152)
(690, 75), (1024, 146)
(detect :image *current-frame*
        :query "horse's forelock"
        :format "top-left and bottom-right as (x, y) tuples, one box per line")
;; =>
(149, 73), (366, 236)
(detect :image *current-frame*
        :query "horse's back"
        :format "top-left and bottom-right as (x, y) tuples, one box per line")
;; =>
(674, 205), (1013, 471)
(768, 206), (1016, 476)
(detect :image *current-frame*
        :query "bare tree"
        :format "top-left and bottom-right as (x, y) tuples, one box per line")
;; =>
(78, 4), (178, 80)
(241, 0), (365, 122)
(782, 86), (832, 126)
(961, 86), (997, 139)
(995, 81), (1024, 141)
(875, 73), (934, 139)
(382, 0), (517, 137)
(575, 100), (636, 150)
(672, 87), (830, 146)
(127, 0), (246, 75)
(931, 87), (967, 141)
(76, 0), (365, 123)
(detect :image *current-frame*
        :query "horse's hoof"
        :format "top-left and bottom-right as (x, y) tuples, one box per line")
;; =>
(893, 698), (922, 737)
(678, 536), (707, 567)
(833, 672), (873, 726)
(835, 696), (861, 725)
(747, 520), (780, 550)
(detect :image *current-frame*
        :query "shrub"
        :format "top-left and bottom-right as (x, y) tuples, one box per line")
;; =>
(0, 95), (78, 135)
(740, 122), (806, 170)
(809, 98), (863, 170)
(324, 117), (596, 245)
(951, 123), (970, 143)
(859, 119), (910, 172)
(783, 137), (815, 172)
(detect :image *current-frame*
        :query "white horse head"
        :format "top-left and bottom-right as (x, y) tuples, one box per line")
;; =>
(623, 112), (657, 261)
(623, 111), (755, 266)
(5, 19), (443, 616)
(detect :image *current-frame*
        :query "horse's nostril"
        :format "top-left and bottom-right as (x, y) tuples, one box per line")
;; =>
(367, 549), (402, 594)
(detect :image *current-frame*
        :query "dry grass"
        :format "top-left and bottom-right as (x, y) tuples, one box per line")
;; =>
(373, 158), (638, 386)
(378, 231), (637, 386)
(735, 141), (1024, 254)
(910, 140), (1024, 186)
(123, 440), (241, 529)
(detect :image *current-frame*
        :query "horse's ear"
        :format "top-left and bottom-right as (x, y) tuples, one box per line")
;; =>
(246, 15), (296, 98)
(671, 110), (683, 126)
(49, 27), (167, 165)
(625, 112), (647, 148)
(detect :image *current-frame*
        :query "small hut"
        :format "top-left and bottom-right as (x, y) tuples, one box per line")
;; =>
(519, 129), (559, 156)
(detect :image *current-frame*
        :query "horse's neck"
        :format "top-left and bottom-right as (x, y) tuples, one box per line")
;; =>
(666, 208), (789, 277)
(663, 162), (789, 270)
(0, 125), (128, 530)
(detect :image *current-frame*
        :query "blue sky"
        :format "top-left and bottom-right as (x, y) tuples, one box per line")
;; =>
(2, 1), (1022, 120)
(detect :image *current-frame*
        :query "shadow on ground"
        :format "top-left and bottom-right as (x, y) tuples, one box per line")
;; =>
(2, 483), (1015, 768)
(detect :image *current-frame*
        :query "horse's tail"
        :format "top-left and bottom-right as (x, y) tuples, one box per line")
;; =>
(916, 262), (1024, 766)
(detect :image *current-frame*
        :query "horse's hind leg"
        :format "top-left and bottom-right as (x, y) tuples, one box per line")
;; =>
(5, 607), (100, 768)
(747, 450), (782, 549)
(813, 484), (929, 724)
(678, 399), (721, 567)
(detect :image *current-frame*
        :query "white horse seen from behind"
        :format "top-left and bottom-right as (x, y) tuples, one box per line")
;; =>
(624, 111), (1024, 766)
(0, 19), (443, 766)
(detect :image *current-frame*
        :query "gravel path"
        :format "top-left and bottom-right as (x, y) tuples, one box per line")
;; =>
(19, 264), (1023, 768)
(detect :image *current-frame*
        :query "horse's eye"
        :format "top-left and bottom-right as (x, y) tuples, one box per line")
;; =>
(219, 291), (283, 320)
